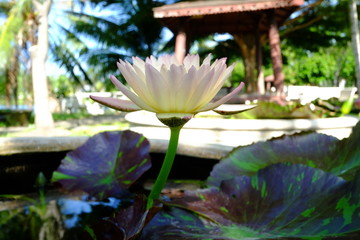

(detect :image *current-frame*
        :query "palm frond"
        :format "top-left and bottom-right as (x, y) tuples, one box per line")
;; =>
(50, 42), (93, 89)
(0, 0), (32, 68)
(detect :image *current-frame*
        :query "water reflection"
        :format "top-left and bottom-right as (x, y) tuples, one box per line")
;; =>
(59, 197), (121, 228)
(0, 195), (124, 239)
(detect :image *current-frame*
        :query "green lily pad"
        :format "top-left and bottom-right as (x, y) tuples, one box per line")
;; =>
(164, 164), (360, 239)
(52, 130), (151, 199)
(208, 121), (360, 187)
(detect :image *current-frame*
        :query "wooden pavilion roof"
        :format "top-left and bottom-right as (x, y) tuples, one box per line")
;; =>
(153, 0), (304, 35)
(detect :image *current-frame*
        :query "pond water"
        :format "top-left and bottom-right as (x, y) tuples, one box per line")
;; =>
(0, 193), (127, 239)
(0, 105), (32, 111)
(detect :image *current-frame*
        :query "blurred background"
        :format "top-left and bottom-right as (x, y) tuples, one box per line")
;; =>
(0, 0), (359, 134)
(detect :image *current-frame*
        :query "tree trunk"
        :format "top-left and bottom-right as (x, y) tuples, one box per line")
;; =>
(234, 33), (257, 93)
(349, 0), (360, 93)
(30, 0), (54, 130)
(5, 48), (19, 108)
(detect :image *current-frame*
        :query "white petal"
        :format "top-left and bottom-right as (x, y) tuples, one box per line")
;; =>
(170, 54), (180, 65)
(146, 56), (161, 70)
(159, 64), (174, 109)
(196, 62), (211, 80)
(196, 82), (244, 112)
(131, 63), (146, 84)
(184, 68), (216, 110)
(183, 54), (199, 71)
(213, 104), (256, 115)
(145, 63), (169, 111)
(132, 56), (146, 74)
(169, 64), (186, 111)
(190, 63), (227, 109)
(176, 65), (198, 111)
(160, 54), (175, 67)
(110, 75), (157, 112)
(201, 62), (234, 104)
(201, 54), (212, 66)
(211, 57), (227, 70)
(116, 61), (157, 107)
(90, 95), (141, 112)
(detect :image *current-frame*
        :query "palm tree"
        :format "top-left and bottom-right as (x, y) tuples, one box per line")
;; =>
(30, 0), (54, 130)
(0, 0), (93, 130)
(62, 0), (173, 87)
(0, 0), (32, 107)
(0, 0), (54, 130)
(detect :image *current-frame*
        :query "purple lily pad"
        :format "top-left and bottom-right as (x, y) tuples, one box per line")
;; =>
(164, 163), (360, 239)
(208, 121), (360, 187)
(51, 130), (151, 199)
(140, 207), (224, 240)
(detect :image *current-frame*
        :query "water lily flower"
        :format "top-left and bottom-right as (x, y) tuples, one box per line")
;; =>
(90, 54), (253, 209)
(90, 54), (251, 127)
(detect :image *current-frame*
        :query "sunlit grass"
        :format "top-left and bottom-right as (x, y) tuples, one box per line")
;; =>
(52, 112), (93, 121)
(0, 113), (130, 137)
(67, 122), (130, 136)
(0, 126), (36, 137)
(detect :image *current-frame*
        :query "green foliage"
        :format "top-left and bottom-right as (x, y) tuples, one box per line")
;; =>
(339, 88), (359, 115)
(283, 0), (351, 51)
(283, 45), (356, 86)
(49, 75), (75, 99)
(49, 42), (94, 90)
(242, 100), (324, 119)
(226, 59), (245, 88)
(0, 109), (32, 126)
(280, 0), (357, 86)
(206, 100), (336, 120)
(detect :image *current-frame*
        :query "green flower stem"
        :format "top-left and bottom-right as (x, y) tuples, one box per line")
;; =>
(147, 126), (182, 209)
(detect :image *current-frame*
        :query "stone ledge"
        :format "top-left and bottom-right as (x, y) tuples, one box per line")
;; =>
(125, 111), (360, 131)
(0, 136), (88, 155)
(125, 111), (360, 147)
(0, 135), (231, 160)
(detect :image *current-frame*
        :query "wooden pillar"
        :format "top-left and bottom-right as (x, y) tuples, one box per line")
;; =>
(234, 33), (257, 93)
(268, 11), (284, 93)
(256, 19), (265, 94)
(175, 19), (187, 63)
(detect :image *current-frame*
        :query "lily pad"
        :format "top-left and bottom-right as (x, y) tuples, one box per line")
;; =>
(52, 130), (151, 199)
(331, 120), (360, 177)
(82, 195), (162, 240)
(166, 164), (360, 239)
(140, 207), (224, 240)
(208, 121), (360, 187)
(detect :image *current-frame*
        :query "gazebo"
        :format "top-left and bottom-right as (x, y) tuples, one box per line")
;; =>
(153, 0), (304, 93)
